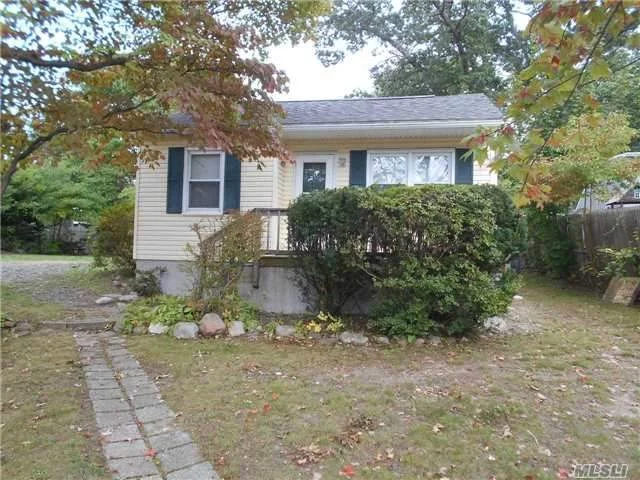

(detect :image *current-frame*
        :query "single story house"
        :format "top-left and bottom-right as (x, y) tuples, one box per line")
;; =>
(134, 93), (503, 312)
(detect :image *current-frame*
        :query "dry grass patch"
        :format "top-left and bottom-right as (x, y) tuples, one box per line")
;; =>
(1, 334), (109, 480)
(128, 275), (640, 480)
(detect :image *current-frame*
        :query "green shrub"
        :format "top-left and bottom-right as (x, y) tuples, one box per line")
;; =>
(131, 268), (164, 297)
(598, 230), (640, 277)
(123, 295), (195, 333)
(92, 199), (135, 276)
(287, 188), (373, 314)
(373, 259), (520, 337)
(525, 204), (576, 278)
(288, 184), (524, 336)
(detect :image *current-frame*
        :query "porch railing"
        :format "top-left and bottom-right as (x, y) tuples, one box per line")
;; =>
(251, 208), (290, 255)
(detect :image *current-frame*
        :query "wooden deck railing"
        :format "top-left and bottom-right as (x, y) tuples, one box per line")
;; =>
(250, 208), (290, 255)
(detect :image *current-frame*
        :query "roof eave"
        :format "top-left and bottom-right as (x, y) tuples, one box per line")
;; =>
(282, 119), (503, 140)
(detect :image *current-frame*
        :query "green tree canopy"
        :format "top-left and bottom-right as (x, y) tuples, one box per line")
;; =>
(1, 158), (133, 227)
(317, 0), (530, 97)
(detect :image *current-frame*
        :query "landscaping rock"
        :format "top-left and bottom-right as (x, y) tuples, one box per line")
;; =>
(484, 315), (508, 334)
(199, 313), (226, 337)
(96, 296), (116, 305)
(2, 318), (16, 329)
(339, 331), (369, 346)
(228, 321), (245, 337)
(513, 294), (523, 300)
(392, 337), (408, 347)
(148, 323), (169, 335)
(372, 335), (390, 345)
(112, 317), (125, 334)
(275, 325), (296, 337)
(118, 293), (139, 303)
(318, 336), (339, 346)
(415, 338), (425, 346)
(173, 322), (199, 339)
(427, 335), (442, 346)
(13, 326), (32, 337)
(116, 302), (127, 312)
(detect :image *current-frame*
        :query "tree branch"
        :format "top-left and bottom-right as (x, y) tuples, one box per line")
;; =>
(1, 126), (71, 195)
(521, 2), (622, 190)
(1, 46), (132, 72)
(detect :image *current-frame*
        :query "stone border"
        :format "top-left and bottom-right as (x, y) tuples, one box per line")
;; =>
(75, 332), (218, 480)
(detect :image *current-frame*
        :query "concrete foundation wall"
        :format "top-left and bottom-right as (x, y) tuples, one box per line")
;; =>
(136, 259), (314, 314)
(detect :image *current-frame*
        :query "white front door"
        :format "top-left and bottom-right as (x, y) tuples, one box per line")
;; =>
(295, 153), (336, 196)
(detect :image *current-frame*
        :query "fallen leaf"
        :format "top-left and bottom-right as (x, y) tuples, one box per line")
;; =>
(144, 448), (157, 458)
(502, 425), (512, 438)
(263, 403), (271, 415)
(433, 423), (444, 433)
(339, 464), (356, 477)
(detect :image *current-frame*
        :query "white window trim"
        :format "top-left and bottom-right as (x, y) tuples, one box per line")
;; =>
(182, 149), (225, 215)
(367, 149), (456, 186)
(294, 152), (336, 196)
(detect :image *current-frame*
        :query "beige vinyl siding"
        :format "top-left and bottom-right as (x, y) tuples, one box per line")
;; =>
(134, 146), (274, 261)
(473, 161), (498, 185)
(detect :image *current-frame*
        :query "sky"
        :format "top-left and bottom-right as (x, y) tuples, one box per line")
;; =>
(268, 42), (378, 101)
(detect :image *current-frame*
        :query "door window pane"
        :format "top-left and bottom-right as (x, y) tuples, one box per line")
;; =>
(189, 182), (220, 208)
(302, 162), (327, 193)
(190, 154), (220, 180)
(371, 154), (407, 185)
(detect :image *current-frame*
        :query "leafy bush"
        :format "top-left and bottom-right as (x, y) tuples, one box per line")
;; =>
(186, 212), (262, 309)
(131, 268), (164, 297)
(287, 188), (373, 314)
(123, 296), (195, 333)
(296, 311), (345, 335)
(525, 204), (576, 278)
(208, 291), (260, 331)
(599, 230), (640, 277)
(92, 199), (135, 275)
(288, 185), (524, 336)
(373, 259), (520, 337)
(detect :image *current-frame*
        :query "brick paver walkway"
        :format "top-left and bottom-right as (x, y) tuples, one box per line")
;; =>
(75, 332), (218, 480)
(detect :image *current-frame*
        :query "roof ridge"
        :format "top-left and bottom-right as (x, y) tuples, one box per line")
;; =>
(277, 93), (486, 103)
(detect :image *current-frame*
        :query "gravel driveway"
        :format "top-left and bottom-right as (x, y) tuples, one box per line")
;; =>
(2, 259), (120, 323)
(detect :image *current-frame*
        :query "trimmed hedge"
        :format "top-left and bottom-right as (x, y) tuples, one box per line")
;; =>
(288, 184), (523, 336)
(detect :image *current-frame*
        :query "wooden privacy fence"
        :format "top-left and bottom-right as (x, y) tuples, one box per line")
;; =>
(567, 208), (640, 271)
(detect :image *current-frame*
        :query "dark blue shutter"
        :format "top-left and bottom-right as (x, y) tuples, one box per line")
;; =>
(166, 147), (184, 213)
(455, 148), (473, 185)
(223, 153), (241, 212)
(349, 150), (367, 187)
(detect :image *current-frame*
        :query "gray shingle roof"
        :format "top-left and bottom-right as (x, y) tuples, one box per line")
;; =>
(278, 93), (502, 125)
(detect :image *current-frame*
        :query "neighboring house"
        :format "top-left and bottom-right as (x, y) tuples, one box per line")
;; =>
(573, 153), (640, 213)
(134, 93), (503, 312)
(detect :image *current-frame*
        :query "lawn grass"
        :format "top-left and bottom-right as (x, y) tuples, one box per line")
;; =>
(128, 275), (640, 480)
(42, 268), (115, 296)
(1, 334), (109, 480)
(1, 253), (92, 263)
(1, 268), (115, 325)
(0, 284), (67, 323)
